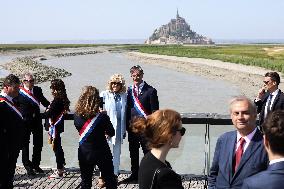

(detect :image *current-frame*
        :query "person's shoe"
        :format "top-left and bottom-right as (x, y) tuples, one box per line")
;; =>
(48, 170), (64, 179)
(121, 174), (138, 183)
(97, 177), (105, 188)
(33, 166), (44, 174)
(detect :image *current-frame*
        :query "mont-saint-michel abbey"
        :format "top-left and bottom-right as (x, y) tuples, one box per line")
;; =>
(146, 10), (214, 45)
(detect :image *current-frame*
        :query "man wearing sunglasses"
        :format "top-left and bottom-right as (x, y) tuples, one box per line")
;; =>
(16, 73), (50, 176)
(254, 72), (284, 128)
(123, 65), (159, 183)
(208, 96), (268, 189)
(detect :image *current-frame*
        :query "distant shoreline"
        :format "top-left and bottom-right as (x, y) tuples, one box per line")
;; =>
(1, 46), (284, 100)
(126, 52), (284, 100)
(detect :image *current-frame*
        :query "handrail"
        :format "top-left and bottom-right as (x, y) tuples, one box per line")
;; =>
(41, 112), (234, 124)
(41, 112), (258, 176)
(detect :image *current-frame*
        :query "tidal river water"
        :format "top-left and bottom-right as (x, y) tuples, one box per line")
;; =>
(8, 52), (238, 174)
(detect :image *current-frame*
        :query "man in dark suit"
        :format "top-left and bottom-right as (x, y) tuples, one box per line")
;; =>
(242, 110), (284, 189)
(208, 96), (268, 189)
(123, 65), (159, 183)
(255, 72), (284, 127)
(17, 73), (50, 175)
(0, 74), (24, 189)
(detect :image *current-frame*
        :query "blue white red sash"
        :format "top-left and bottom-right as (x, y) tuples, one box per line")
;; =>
(131, 85), (148, 118)
(79, 113), (102, 145)
(48, 112), (64, 146)
(0, 97), (23, 119)
(19, 87), (40, 107)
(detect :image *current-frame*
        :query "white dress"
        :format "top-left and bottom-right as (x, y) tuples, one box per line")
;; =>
(100, 90), (127, 175)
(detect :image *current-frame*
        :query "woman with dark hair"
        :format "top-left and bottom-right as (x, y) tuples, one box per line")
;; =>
(45, 79), (70, 179)
(74, 86), (117, 189)
(132, 109), (185, 189)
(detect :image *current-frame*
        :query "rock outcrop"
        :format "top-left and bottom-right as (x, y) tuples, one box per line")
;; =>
(1, 56), (71, 85)
(146, 10), (214, 45)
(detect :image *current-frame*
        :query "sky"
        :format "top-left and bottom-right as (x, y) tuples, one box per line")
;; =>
(1, 0), (284, 43)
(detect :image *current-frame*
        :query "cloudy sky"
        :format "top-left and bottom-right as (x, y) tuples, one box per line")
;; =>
(1, 0), (283, 43)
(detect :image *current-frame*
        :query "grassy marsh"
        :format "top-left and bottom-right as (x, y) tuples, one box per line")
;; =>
(121, 45), (284, 73)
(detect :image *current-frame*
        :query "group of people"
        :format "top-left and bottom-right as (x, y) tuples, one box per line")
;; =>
(1, 65), (284, 189)
(209, 71), (284, 189)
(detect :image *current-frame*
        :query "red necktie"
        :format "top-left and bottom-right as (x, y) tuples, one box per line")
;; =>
(234, 137), (245, 172)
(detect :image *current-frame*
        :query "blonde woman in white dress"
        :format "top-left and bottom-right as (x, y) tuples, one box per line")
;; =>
(99, 74), (127, 185)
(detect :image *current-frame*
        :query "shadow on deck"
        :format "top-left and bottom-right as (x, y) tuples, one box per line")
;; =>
(14, 166), (207, 189)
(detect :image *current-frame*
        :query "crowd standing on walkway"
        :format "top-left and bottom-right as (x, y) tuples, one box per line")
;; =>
(1, 69), (284, 189)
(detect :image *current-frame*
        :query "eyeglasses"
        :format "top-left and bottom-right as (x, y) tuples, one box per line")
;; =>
(176, 127), (186, 136)
(111, 82), (121, 85)
(24, 79), (34, 83)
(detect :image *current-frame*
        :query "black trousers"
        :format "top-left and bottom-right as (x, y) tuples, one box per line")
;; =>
(22, 124), (43, 169)
(53, 133), (65, 169)
(0, 148), (20, 189)
(79, 150), (117, 189)
(128, 130), (149, 177)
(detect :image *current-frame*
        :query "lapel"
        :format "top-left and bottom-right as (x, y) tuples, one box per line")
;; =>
(139, 82), (148, 99)
(228, 131), (237, 182)
(232, 129), (263, 179)
(271, 90), (281, 110)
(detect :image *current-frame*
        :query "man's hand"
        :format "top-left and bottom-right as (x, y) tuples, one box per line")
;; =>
(256, 87), (266, 100)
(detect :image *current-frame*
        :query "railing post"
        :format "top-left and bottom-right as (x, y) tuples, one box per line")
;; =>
(204, 114), (210, 176)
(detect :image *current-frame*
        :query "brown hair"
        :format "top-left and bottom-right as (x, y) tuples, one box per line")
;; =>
(263, 110), (284, 155)
(130, 65), (144, 75)
(50, 79), (70, 112)
(3, 74), (20, 87)
(265, 72), (280, 86)
(75, 86), (101, 119)
(132, 109), (181, 148)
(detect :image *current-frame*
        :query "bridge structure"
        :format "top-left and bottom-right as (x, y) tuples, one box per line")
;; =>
(13, 113), (238, 189)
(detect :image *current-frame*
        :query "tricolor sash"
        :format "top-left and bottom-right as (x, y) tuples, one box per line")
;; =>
(131, 85), (148, 118)
(19, 87), (40, 107)
(79, 113), (102, 145)
(48, 112), (64, 148)
(0, 97), (23, 119)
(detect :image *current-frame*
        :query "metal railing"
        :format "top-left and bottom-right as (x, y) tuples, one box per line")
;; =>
(42, 112), (235, 176)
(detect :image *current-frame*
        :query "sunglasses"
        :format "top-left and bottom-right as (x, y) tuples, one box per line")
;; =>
(24, 79), (34, 83)
(111, 82), (121, 85)
(263, 80), (270, 84)
(176, 127), (186, 136)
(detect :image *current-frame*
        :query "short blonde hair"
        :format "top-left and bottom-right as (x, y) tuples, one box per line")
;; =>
(106, 74), (126, 93)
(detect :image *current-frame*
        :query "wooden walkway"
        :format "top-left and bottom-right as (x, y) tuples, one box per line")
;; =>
(13, 166), (207, 189)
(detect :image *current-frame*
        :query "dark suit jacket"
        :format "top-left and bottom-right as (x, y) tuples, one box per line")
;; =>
(17, 86), (49, 127)
(139, 152), (184, 189)
(74, 113), (115, 163)
(208, 129), (268, 189)
(255, 89), (284, 125)
(44, 98), (65, 133)
(126, 81), (159, 130)
(241, 161), (284, 189)
(0, 95), (24, 159)
(0, 95), (25, 147)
